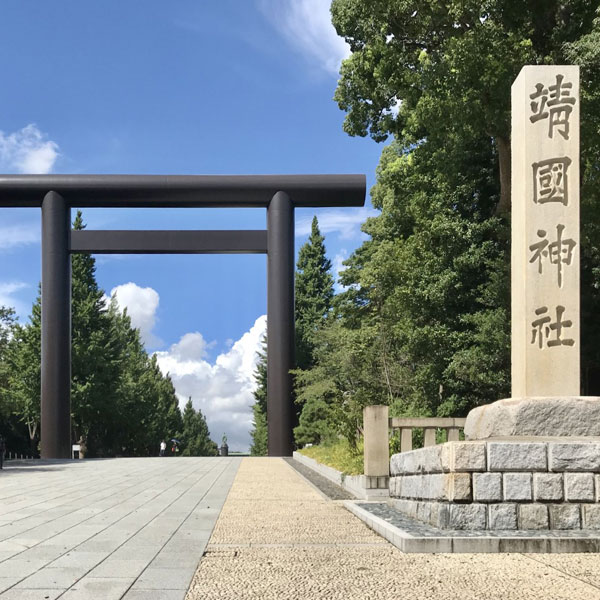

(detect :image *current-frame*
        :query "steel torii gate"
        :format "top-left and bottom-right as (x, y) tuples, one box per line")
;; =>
(0, 174), (365, 458)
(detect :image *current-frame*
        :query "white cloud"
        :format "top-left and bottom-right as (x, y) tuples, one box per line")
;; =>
(102, 282), (267, 451)
(155, 315), (267, 453)
(110, 282), (162, 348)
(296, 207), (378, 240)
(259, 0), (350, 76)
(332, 249), (349, 292)
(169, 332), (218, 362)
(0, 224), (39, 250)
(0, 124), (59, 174)
(0, 281), (30, 317)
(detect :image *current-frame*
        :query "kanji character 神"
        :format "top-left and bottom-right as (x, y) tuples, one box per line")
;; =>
(529, 224), (576, 288)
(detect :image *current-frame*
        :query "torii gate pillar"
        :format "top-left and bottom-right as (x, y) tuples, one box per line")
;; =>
(267, 191), (295, 456)
(41, 191), (72, 459)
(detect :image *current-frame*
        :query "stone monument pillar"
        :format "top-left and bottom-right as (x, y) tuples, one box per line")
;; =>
(388, 66), (600, 533)
(512, 65), (579, 397)
(465, 65), (600, 438)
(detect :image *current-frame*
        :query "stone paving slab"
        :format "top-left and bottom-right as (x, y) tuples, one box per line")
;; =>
(186, 457), (600, 600)
(0, 457), (240, 599)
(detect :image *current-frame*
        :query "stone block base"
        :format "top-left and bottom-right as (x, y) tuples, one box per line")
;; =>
(389, 439), (600, 530)
(464, 396), (600, 439)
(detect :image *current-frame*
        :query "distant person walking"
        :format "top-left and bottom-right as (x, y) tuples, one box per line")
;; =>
(0, 436), (5, 469)
(159, 440), (166, 457)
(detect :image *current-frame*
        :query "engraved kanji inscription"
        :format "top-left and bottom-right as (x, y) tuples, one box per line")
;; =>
(532, 157), (571, 205)
(529, 74), (576, 139)
(531, 305), (575, 349)
(528, 224), (576, 287)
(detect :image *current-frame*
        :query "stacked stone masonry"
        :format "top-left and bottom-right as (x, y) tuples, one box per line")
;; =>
(389, 440), (600, 530)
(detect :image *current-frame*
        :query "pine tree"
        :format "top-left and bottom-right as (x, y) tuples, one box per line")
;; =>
(293, 217), (335, 445)
(4, 210), (185, 457)
(250, 336), (267, 456)
(180, 398), (217, 456)
(295, 217), (334, 370)
(70, 211), (122, 455)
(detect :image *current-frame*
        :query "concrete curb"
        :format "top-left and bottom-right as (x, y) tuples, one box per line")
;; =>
(344, 501), (600, 553)
(293, 452), (388, 500)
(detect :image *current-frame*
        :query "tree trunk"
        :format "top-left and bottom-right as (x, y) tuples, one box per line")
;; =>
(495, 136), (511, 215)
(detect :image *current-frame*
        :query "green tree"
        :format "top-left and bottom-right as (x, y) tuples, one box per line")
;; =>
(3, 211), (185, 457)
(332, 0), (600, 214)
(295, 216), (335, 370)
(0, 307), (32, 454)
(331, 0), (600, 391)
(180, 398), (218, 456)
(293, 217), (336, 445)
(0, 307), (17, 412)
(250, 336), (268, 456)
(108, 304), (156, 455)
(95, 299), (183, 456)
(7, 295), (42, 455)
(70, 212), (123, 454)
(294, 1), (600, 445)
(344, 135), (510, 418)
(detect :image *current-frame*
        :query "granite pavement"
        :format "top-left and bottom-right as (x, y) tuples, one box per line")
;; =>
(0, 456), (240, 599)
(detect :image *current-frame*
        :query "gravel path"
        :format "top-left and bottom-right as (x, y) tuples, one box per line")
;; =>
(186, 458), (600, 600)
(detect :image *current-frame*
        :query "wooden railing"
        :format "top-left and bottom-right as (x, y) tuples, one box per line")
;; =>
(389, 417), (467, 452)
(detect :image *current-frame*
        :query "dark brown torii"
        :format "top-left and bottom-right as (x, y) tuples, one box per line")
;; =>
(0, 174), (365, 458)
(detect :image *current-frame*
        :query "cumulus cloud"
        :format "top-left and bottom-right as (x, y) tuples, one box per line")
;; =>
(296, 207), (378, 240)
(0, 224), (39, 250)
(0, 124), (59, 174)
(104, 281), (266, 450)
(0, 281), (30, 317)
(259, 0), (350, 76)
(169, 332), (212, 362)
(110, 282), (162, 348)
(155, 315), (267, 453)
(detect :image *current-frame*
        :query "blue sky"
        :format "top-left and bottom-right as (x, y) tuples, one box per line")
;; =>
(0, 0), (384, 451)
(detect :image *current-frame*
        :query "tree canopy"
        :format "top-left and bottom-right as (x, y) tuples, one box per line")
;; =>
(291, 1), (600, 448)
(332, 0), (600, 213)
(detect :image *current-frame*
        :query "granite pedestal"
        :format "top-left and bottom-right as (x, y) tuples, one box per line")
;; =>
(389, 439), (600, 531)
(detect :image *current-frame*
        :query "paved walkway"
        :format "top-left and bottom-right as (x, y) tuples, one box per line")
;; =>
(4, 457), (600, 599)
(0, 457), (239, 599)
(187, 458), (600, 600)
